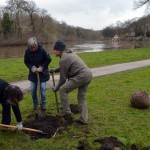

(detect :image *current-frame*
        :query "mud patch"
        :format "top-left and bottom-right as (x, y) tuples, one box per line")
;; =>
(77, 140), (89, 150)
(70, 104), (81, 114)
(23, 104), (79, 140)
(94, 136), (125, 150)
(77, 136), (150, 150)
(23, 114), (73, 140)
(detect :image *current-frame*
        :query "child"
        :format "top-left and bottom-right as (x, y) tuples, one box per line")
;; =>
(0, 79), (23, 130)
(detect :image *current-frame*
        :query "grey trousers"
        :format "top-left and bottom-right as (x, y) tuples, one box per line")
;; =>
(59, 71), (92, 123)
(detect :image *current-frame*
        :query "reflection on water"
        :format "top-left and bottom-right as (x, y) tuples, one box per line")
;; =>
(70, 43), (105, 52)
(68, 41), (114, 53)
(0, 44), (54, 59)
(0, 41), (136, 58)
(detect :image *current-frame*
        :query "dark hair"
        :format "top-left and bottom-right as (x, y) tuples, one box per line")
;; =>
(4, 85), (23, 105)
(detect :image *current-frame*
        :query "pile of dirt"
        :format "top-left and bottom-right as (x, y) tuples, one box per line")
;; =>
(23, 114), (73, 140)
(94, 136), (125, 150)
(23, 104), (80, 140)
(77, 137), (150, 150)
(22, 103), (150, 149)
(70, 104), (81, 114)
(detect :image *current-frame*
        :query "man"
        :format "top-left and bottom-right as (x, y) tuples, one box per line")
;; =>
(0, 79), (23, 130)
(24, 37), (51, 110)
(50, 40), (92, 125)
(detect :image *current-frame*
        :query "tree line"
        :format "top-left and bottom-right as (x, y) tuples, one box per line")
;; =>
(0, 0), (149, 46)
(0, 0), (101, 46)
(102, 0), (150, 40)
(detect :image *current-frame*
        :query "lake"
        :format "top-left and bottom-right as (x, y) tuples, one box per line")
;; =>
(0, 40), (148, 58)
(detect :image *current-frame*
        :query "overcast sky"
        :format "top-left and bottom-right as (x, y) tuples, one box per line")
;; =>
(0, 0), (146, 30)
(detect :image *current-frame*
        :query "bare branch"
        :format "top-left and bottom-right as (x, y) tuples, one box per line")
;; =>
(135, 0), (150, 8)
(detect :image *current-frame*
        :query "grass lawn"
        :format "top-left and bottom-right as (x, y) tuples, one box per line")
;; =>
(0, 67), (150, 149)
(0, 47), (150, 149)
(0, 46), (150, 82)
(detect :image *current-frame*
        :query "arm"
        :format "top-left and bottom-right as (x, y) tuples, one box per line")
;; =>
(24, 50), (32, 70)
(12, 104), (22, 123)
(55, 62), (68, 91)
(40, 49), (51, 69)
(50, 67), (60, 73)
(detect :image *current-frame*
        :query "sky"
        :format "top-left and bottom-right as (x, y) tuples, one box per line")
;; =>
(0, 0), (147, 31)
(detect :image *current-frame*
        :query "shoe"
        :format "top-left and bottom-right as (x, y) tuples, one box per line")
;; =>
(75, 119), (87, 125)
(33, 105), (38, 110)
(41, 105), (46, 111)
(57, 111), (71, 117)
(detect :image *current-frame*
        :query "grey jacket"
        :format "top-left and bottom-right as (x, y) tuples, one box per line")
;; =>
(56, 52), (92, 90)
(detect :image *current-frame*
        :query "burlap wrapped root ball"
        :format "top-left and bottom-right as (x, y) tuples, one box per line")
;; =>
(130, 90), (150, 109)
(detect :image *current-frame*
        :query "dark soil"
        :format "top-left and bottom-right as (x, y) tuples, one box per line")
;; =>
(23, 104), (80, 140)
(22, 104), (150, 150)
(77, 137), (150, 150)
(23, 114), (73, 140)
(94, 136), (125, 150)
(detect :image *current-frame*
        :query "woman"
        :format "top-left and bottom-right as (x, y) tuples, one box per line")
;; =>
(0, 79), (23, 130)
(24, 37), (51, 110)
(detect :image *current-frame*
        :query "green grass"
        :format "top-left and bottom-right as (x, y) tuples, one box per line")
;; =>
(79, 46), (150, 67)
(0, 67), (150, 149)
(1, 46), (150, 82)
(0, 46), (150, 149)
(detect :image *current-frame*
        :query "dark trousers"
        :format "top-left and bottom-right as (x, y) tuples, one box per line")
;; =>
(1, 103), (11, 125)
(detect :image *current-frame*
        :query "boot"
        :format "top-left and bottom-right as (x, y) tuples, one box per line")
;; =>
(33, 104), (38, 110)
(41, 105), (46, 111)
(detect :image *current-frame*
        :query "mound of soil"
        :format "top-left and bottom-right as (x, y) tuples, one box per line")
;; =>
(77, 137), (150, 150)
(94, 136), (125, 150)
(23, 114), (73, 140)
(23, 104), (80, 140)
(70, 104), (81, 114)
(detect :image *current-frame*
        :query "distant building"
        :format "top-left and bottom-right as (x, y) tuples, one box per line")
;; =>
(114, 34), (119, 42)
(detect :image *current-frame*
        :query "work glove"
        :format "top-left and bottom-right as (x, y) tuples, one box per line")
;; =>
(37, 66), (43, 72)
(17, 121), (23, 130)
(50, 68), (60, 73)
(50, 68), (56, 73)
(52, 86), (58, 92)
(31, 66), (37, 73)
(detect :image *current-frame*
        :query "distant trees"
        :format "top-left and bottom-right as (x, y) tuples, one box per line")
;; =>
(102, 26), (115, 38)
(1, 12), (12, 39)
(0, 0), (100, 45)
(100, 0), (150, 39)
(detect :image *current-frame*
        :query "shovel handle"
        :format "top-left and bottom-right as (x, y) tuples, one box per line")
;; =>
(0, 124), (42, 133)
(51, 72), (59, 113)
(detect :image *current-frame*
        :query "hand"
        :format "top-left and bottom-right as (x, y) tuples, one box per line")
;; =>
(52, 86), (58, 92)
(31, 66), (37, 73)
(17, 121), (23, 130)
(37, 66), (43, 72)
(50, 68), (56, 73)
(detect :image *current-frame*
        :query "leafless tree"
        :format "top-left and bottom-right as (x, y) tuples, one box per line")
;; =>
(134, 0), (150, 8)
(22, 0), (38, 34)
(5, 0), (28, 38)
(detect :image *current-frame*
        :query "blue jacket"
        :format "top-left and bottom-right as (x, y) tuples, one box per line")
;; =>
(24, 45), (51, 82)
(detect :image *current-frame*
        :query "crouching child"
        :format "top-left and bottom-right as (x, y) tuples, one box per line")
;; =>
(0, 79), (23, 130)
